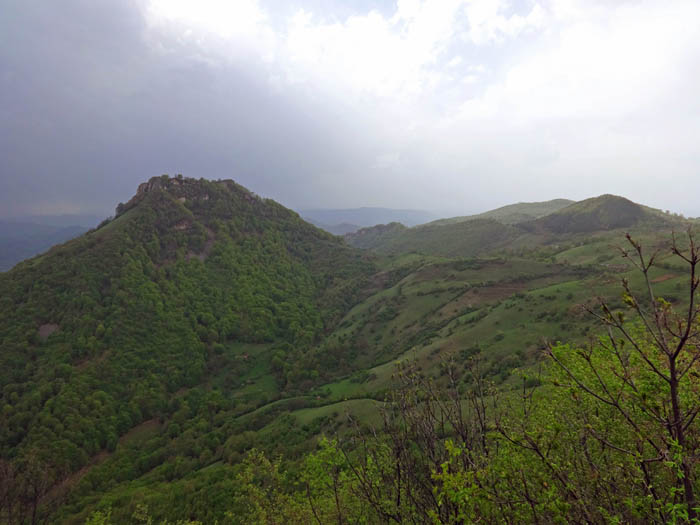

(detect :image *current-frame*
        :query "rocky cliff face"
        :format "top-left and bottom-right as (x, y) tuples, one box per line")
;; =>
(115, 175), (258, 217)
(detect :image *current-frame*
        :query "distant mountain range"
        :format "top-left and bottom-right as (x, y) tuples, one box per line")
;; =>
(0, 214), (103, 271)
(5, 214), (104, 228)
(301, 207), (438, 234)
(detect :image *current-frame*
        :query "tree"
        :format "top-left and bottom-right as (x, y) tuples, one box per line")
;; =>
(491, 232), (700, 523)
(0, 453), (64, 525)
(338, 358), (493, 524)
(433, 232), (700, 523)
(549, 232), (700, 521)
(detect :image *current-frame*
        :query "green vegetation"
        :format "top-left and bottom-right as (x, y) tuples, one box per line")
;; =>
(92, 232), (699, 524)
(1, 178), (699, 523)
(0, 176), (374, 523)
(348, 219), (523, 257)
(522, 194), (679, 234)
(343, 222), (408, 251)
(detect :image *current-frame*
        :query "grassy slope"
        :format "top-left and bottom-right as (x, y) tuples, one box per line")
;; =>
(522, 194), (679, 234)
(427, 198), (575, 226)
(343, 222), (408, 250)
(346, 194), (689, 260)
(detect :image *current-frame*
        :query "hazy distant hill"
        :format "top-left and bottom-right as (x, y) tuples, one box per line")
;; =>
(304, 221), (362, 235)
(347, 219), (520, 257)
(0, 221), (89, 271)
(427, 199), (574, 227)
(7, 213), (103, 228)
(302, 207), (437, 234)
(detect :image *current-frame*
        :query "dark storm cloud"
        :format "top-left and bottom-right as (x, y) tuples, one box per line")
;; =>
(1, 1), (147, 215)
(0, 0), (376, 217)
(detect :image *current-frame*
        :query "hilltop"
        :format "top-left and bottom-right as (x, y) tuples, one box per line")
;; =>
(521, 194), (676, 233)
(427, 198), (574, 227)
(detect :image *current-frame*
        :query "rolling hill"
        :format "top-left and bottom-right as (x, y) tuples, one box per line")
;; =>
(347, 219), (522, 257)
(343, 221), (409, 250)
(303, 221), (361, 235)
(521, 194), (676, 233)
(427, 198), (574, 226)
(346, 194), (688, 258)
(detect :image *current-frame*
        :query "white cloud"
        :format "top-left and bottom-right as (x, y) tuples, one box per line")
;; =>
(143, 0), (545, 101)
(447, 56), (463, 68)
(6, 0), (700, 218)
(464, 0), (546, 45)
(458, 1), (700, 121)
(144, 0), (277, 64)
(282, 2), (466, 100)
(146, 0), (267, 39)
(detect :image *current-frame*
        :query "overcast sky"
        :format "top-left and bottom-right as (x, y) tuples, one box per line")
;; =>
(2, 0), (699, 218)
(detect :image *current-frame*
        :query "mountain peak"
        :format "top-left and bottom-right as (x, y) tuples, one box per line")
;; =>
(522, 194), (672, 234)
(115, 175), (258, 218)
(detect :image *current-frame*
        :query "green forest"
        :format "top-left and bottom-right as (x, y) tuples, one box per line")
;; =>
(2, 176), (700, 524)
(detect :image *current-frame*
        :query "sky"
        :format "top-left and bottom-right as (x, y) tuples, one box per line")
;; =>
(1, 0), (700, 219)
